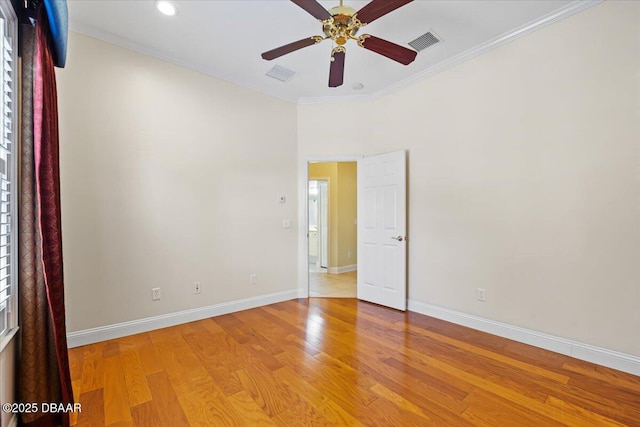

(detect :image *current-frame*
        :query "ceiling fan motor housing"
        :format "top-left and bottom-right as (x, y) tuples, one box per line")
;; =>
(323, 6), (360, 45)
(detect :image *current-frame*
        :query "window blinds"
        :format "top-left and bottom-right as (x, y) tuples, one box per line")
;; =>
(0, 13), (13, 337)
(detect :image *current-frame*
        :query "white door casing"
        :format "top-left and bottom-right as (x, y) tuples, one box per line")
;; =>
(319, 181), (329, 269)
(357, 151), (407, 311)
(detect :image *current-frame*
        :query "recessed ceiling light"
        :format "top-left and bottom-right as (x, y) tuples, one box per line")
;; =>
(352, 83), (364, 91)
(156, 1), (177, 16)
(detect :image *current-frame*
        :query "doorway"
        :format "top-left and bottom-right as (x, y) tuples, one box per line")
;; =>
(308, 161), (357, 298)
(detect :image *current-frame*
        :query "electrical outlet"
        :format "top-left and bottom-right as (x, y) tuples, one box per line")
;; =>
(250, 273), (257, 285)
(477, 288), (486, 302)
(152, 287), (161, 301)
(194, 282), (201, 294)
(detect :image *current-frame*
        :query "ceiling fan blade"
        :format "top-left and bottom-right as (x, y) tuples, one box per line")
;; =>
(356, 0), (412, 25)
(359, 35), (417, 65)
(261, 37), (322, 60)
(329, 48), (345, 88)
(291, 0), (332, 21)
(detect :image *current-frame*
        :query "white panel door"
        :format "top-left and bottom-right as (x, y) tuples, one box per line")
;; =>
(357, 151), (407, 311)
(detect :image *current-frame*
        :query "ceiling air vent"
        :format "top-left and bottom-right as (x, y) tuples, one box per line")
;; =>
(408, 31), (441, 52)
(266, 65), (296, 82)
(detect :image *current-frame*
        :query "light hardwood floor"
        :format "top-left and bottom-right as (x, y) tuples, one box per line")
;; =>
(68, 298), (640, 426)
(309, 270), (356, 297)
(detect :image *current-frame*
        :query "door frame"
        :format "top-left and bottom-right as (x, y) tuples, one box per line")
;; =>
(307, 178), (330, 270)
(298, 155), (362, 298)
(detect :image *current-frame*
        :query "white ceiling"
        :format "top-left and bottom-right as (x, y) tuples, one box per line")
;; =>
(67, 0), (598, 104)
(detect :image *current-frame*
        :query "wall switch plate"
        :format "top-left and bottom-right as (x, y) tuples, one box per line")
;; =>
(194, 282), (201, 294)
(477, 288), (486, 302)
(152, 287), (161, 301)
(250, 274), (257, 285)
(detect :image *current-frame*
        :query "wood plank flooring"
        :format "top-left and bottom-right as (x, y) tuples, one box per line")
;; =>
(68, 298), (640, 426)
(309, 271), (357, 298)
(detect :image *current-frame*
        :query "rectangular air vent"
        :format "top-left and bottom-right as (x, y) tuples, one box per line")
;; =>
(408, 31), (441, 52)
(266, 65), (296, 82)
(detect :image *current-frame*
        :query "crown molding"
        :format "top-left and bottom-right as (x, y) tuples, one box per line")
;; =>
(298, 0), (603, 105)
(70, 0), (602, 106)
(68, 21), (298, 104)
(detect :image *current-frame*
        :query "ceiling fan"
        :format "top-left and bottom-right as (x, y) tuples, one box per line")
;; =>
(261, 0), (418, 88)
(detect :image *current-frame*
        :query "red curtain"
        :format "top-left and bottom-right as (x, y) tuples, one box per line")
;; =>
(18, 7), (73, 427)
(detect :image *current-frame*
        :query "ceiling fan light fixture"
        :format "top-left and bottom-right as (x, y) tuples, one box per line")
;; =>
(156, 1), (177, 16)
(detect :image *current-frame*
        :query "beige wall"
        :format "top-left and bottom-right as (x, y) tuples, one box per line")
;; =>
(298, 1), (640, 357)
(57, 1), (640, 360)
(308, 162), (357, 268)
(57, 32), (298, 332)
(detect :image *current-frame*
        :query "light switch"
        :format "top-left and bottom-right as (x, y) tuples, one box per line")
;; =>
(282, 219), (291, 229)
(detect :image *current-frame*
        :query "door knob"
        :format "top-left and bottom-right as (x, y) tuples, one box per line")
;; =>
(391, 236), (405, 242)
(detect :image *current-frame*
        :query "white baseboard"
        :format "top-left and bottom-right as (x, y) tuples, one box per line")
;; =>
(408, 300), (640, 377)
(67, 292), (640, 376)
(327, 264), (357, 274)
(67, 290), (299, 348)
